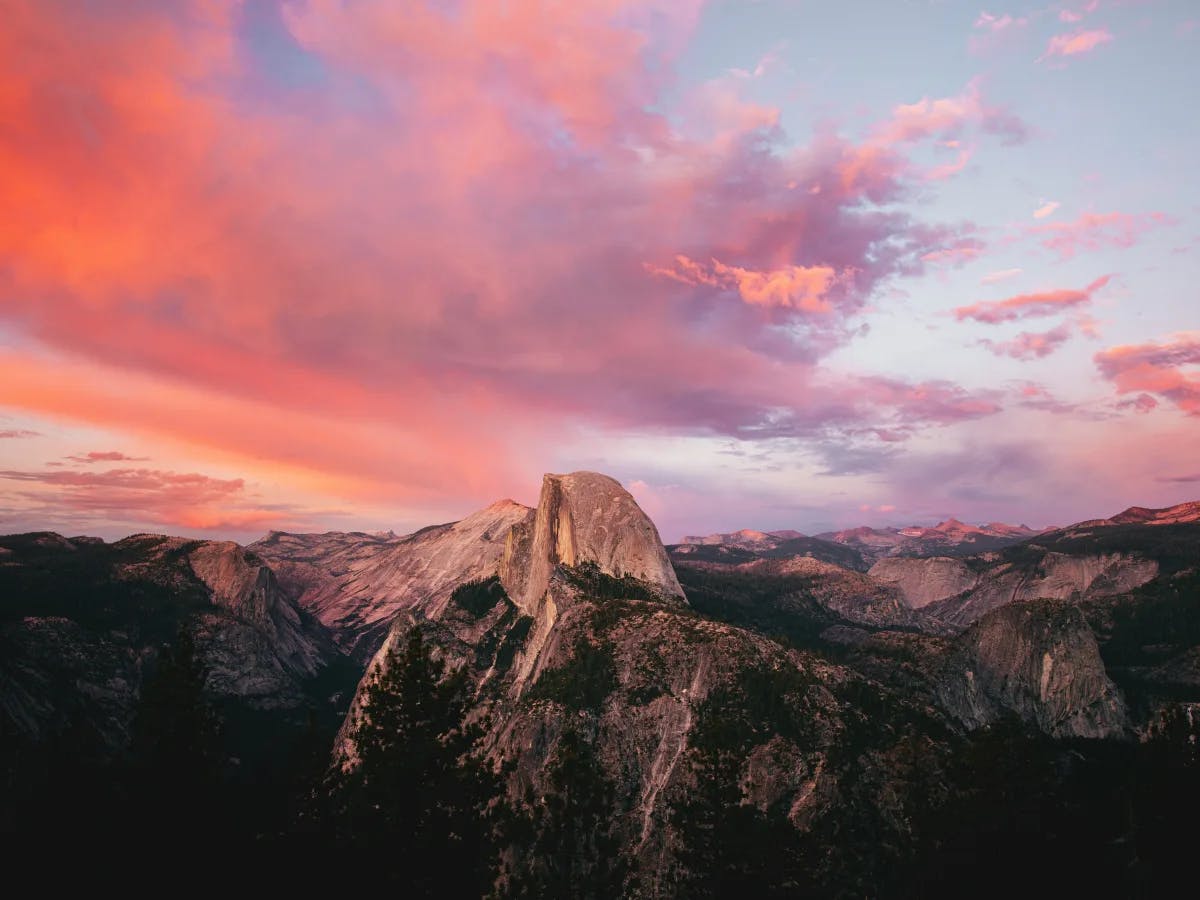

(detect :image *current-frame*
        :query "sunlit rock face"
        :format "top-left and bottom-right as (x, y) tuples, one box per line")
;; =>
(869, 556), (980, 609)
(936, 599), (1127, 740)
(922, 552), (1159, 627)
(499, 472), (685, 616)
(336, 472), (961, 892)
(251, 500), (532, 661)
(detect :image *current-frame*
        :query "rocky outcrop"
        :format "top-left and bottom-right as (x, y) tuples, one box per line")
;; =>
(188, 541), (326, 685)
(251, 500), (531, 660)
(499, 472), (684, 615)
(936, 599), (1127, 739)
(869, 556), (980, 609)
(675, 553), (938, 632)
(679, 529), (785, 549)
(924, 552), (1159, 627)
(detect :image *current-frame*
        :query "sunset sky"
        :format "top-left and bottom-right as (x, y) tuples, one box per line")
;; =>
(1, 0), (1197, 542)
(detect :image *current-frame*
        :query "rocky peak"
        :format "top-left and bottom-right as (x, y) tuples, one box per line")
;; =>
(500, 471), (684, 614)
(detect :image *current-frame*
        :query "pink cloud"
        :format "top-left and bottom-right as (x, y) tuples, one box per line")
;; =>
(1040, 28), (1114, 61)
(954, 275), (1111, 324)
(981, 322), (1075, 359)
(1013, 381), (1080, 413)
(1027, 211), (1175, 259)
(1117, 393), (1159, 414)
(925, 145), (975, 181)
(1095, 333), (1200, 415)
(873, 80), (1027, 146)
(0, 1), (1020, 517)
(0, 429), (41, 439)
(0, 466), (320, 532)
(921, 238), (986, 267)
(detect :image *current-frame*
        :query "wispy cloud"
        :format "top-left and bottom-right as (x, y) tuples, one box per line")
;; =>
(1026, 211), (1174, 259)
(981, 322), (1074, 359)
(65, 451), (150, 464)
(1040, 28), (1114, 62)
(981, 268), (1023, 285)
(0, 429), (41, 439)
(954, 275), (1110, 324)
(1156, 472), (1200, 484)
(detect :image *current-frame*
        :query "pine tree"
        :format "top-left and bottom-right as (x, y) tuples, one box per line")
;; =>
(331, 626), (501, 896)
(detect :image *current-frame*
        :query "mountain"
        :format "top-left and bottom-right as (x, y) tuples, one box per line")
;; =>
(0, 530), (362, 847)
(1069, 499), (1200, 529)
(670, 533), (869, 571)
(677, 528), (782, 548)
(332, 473), (1195, 893)
(816, 519), (1044, 563)
(249, 499), (531, 661)
(5, 486), (1200, 893)
(677, 517), (1045, 568)
(0, 532), (348, 745)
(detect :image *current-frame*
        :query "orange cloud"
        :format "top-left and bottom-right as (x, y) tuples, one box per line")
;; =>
(648, 256), (844, 312)
(0, 0), (1018, 526)
(1032, 200), (1060, 219)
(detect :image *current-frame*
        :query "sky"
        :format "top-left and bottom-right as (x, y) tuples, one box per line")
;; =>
(1, 0), (1197, 543)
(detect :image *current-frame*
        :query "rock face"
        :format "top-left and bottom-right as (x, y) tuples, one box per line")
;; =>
(678, 529), (787, 549)
(936, 599), (1127, 739)
(251, 500), (531, 660)
(672, 552), (938, 632)
(499, 472), (684, 615)
(869, 556), (980, 609)
(923, 551), (1159, 627)
(187, 540), (327, 693)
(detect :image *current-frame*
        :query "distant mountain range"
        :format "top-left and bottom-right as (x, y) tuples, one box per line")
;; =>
(676, 503), (1198, 569)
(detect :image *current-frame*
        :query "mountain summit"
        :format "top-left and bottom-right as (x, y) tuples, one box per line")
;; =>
(500, 471), (684, 614)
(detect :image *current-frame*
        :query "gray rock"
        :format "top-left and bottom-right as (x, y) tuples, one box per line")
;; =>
(935, 599), (1127, 739)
